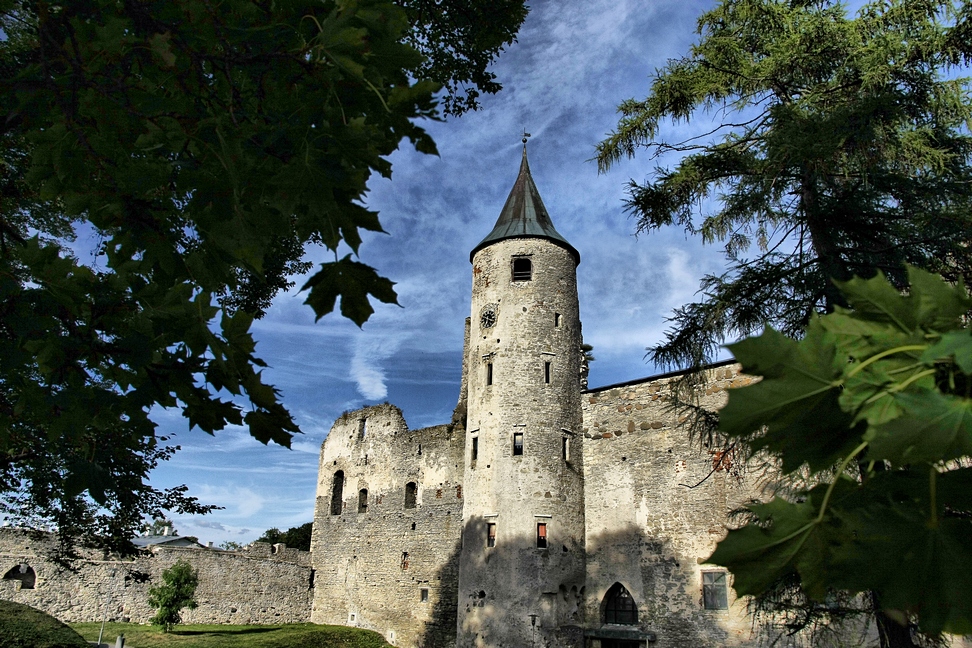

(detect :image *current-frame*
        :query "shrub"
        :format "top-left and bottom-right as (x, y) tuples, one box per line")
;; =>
(147, 559), (198, 632)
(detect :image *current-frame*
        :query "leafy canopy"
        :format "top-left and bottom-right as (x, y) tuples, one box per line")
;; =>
(596, 0), (972, 370)
(148, 559), (199, 632)
(0, 0), (524, 556)
(256, 522), (312, 551)
(712, 267), (972, 636)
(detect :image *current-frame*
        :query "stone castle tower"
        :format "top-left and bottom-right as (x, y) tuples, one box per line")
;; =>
(306, 145), (762, 648)
(457, 141), (586, 647)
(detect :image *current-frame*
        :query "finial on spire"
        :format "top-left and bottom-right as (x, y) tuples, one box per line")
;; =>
(522, 130), (531, 146)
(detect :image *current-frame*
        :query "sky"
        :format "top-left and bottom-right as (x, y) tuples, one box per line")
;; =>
(152, 0), (736, 546)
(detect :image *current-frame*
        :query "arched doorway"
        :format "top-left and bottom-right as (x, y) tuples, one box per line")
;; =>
(3, 563), (36, 589)
(600, 582), (640, 648)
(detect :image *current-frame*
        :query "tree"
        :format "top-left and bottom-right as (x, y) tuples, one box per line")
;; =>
(256, 522), (312, 550)
(0, 0), (526, 557)
(148, 559), (199, 632)
(712, 268), (972, 640)
(144, 519), (177, 536)
(595, 0), (972, 644)
(398, 0), (528, 116)
(596, 0), (972, 372)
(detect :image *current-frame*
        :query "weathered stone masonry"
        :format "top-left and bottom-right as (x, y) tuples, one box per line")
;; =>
(310, 405), (464, 648)
(2, 148), (881, 648)
(308, 147), (768, 648)
(0, 529), (312, 624)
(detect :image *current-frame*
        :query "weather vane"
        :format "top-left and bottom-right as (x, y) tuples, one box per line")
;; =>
(522, 129), (531, 145)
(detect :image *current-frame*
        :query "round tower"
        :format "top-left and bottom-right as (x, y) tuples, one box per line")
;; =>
(457, 143), (586, 648)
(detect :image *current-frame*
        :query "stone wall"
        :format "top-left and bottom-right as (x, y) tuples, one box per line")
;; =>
(310, 404), (464, 648)
(581, 363), (761, 648)
(0, 529), (312, 624)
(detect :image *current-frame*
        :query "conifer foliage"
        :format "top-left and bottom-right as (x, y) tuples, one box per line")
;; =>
(714, 268), (972, 638)
(596, 0), (972, 370)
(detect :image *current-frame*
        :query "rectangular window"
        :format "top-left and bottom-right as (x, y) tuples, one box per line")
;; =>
(358, 418), (367, 440)
(420, 588), (429, 602)
(471, 436), (479, 462)
(513, 432), (524, 456)
(487, 523), (496, 548)
(554, 313), (561, 327)
(703, 571), (729, 609)
(512, 256), (532, 281)
(401, 551), (409, 570)
(536, 522), (547, 548)
(562, 437), (569, 462)
(486, 363), (493, 386)
(544, 361), (551, 384)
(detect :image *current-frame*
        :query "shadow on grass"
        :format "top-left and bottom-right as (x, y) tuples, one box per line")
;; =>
(171, 627), (281, 636)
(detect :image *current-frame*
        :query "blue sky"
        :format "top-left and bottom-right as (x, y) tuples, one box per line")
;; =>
(154, 0), (734, 545)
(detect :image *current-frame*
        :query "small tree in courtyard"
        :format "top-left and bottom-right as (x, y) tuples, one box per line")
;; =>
(148, 560), (198, 632)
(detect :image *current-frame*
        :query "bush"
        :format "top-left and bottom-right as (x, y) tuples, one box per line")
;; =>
(147, 559), (199, 632)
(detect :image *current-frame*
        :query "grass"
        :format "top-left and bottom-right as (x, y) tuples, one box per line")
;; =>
(0, 600), (89, 648)
(69, 622), (393, 648)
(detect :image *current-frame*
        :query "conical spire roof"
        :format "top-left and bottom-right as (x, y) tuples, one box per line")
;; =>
(470, 145), (579, 264)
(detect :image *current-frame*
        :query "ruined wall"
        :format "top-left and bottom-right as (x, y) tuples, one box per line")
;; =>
(581, 363), (760, 648)
(310, 404), (464, 648)
(0, 530), (312, 624)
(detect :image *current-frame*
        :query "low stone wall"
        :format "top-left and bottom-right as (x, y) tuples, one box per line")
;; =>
(0, 529), (313, 624)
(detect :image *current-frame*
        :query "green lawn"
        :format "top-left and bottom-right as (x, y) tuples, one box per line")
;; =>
(69, 622), (392, 648)
(0, 600), (88, 648)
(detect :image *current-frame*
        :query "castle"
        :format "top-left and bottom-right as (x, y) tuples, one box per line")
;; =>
(307, 144), (760, 648)
(1, 146), (764, 648)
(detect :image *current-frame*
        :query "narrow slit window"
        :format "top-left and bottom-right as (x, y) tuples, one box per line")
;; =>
(358, 418), (367, 440)
(511, 257), (532, 281)
(562, 437), (569, 462)
(536, 522), (547, 548)
(513, 432), (524, 456)
(404, 482), (417, 509)
(703, 571), (729, 610)
(330, 471), (344, 516)
(554, 313), (561, 327)
(471, 437), (479, 462)
(544, 361), (551, 384)
(486, 363), (493, 386)
(358, 488), (368, 514)
(487, 523), (496, 548)
(401, 551), (409, 570)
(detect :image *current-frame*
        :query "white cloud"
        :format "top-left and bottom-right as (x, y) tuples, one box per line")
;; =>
(193, 484), (267, 518)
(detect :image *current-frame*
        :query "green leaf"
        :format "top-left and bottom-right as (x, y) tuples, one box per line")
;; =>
(834, 273), (917, 333)
(301, 255), (399, 326)
(906, 266), (972, 331)
(722, 323), (860, 472)
(708, 497), (823, 596)
(244, 409), (296, 448)
(922, 330), (972, 374)
(828, 471), (972, 634)
(866, 390), (972, 465)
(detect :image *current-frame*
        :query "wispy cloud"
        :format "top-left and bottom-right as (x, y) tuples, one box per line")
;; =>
(148, 0), (733, 542)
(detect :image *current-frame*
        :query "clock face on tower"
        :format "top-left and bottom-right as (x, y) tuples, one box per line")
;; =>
(480, 304), (498, 329)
